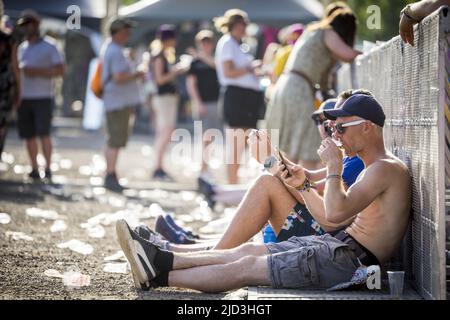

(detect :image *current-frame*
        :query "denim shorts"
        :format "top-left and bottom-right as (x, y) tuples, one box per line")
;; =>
(266, 234), (360, 289)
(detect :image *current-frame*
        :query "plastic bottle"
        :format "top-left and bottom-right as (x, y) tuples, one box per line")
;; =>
(263, 224), (277, 243)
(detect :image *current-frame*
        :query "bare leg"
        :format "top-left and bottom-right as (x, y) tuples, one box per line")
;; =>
(168, 241), (217, 253)
(25, 138), (39, 170)
(214, 174), (297, 249)
(40, 135), (52, 170)
(172, 242), (268, 270)
(201, 139), (212, 174)
(105, 147), (119, 174)
(154, 126), (174, 170)
(226, 127), (248, 184)
(168, 255), (270, 292)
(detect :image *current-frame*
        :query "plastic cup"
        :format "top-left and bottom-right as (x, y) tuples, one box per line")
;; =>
(387, 271), (405, 298)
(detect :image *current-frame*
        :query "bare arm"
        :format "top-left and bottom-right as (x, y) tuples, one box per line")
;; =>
(319, 138), (389, 224)
(299, 186), (354, 231)
(11, 43), (21, 107)
(324, 29), (361, 63)
(222, 60), (252, 78)
(198, 52), (216, 68)
(277, 163), (353, 230)
(186, 74), (207, 116)
(400, 0), (450, 45)
(113, 70), (144, 84)
(409, 0), (450, 20)
(23, 63), (64, 78)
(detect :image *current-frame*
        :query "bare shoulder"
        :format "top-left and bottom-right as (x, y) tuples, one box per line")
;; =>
(367, 154), (409, 177)
(369, 155), (410, 181)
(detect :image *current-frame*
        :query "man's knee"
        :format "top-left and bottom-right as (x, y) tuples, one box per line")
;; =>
(254, 174), (283, 190)
(237, 243), (268, 256)
(232, 255), (261, 280)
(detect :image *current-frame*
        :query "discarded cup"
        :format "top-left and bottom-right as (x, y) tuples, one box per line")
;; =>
(0, 212), (11, 224)
(387, 271), (405, 298)
(44, 269), (63, 278)
(87, 225), (105, 238)
(63, 270), (91, 288)
(26, 207), (60, 220)
(50, 220), (67, 233)
(6, 231), (34, 241)
(104, 251), (126, 262)
(103, 262), (128, 274)
(57, 239), (93, 255)
(0, 162), (8, 172)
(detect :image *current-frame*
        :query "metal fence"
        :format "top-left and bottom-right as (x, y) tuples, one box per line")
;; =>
(337, 6), (449, 300)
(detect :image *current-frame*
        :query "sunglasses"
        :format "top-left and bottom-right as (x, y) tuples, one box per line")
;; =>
(332, 119), (367, 134)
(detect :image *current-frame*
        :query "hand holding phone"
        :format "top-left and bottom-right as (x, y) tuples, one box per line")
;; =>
(276, 148), (292, 177)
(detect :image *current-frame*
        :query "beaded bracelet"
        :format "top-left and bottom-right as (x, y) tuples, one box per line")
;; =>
(296, 178), (314, 192)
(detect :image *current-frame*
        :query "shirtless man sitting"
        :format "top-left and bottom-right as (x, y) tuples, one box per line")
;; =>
(116, 93), (412, 292)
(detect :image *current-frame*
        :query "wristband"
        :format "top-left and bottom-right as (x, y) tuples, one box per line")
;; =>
(296, 178), (314, 192)
(326, 174), (342, 181)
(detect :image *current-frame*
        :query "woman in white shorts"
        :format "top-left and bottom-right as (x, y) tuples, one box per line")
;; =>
(150, 24), (188, 181)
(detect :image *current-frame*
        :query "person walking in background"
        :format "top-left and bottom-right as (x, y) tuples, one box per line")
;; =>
(214, 9), (264, 184)
(101, 17), (144, 192)
(150, 24), (188, 181)
(16, 10), (64, 182)
(186, 30), (221, 183)
(271, 23), (304, 83)
(0, 1), (20, 159)
(264, 8), (360, 170)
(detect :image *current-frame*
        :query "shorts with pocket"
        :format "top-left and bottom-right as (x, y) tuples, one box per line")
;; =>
(17, 98), (53, 139)
(266, 234), (360, 289)
(105, 106), (135, 148)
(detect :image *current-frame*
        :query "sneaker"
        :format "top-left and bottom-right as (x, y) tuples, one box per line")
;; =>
(197, 176), (216, 209)
(155, 215), (196, 244)
(116, 219), (159, 288)
(152, 169), (174, 182)
(134, 224), (170, 250)
(164, 214), (200, 240)
(28, 169), (41, 181)
(197, 176), (215, 197)
(44, 168), (52, 182)
(104, 173), (124, 193)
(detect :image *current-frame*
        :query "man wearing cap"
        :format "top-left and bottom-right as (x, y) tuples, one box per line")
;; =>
(116, 93), (412, 292)
(16, 10), (64, 182)
(100, 17), (144, 192)
(125, 91), (368, 255)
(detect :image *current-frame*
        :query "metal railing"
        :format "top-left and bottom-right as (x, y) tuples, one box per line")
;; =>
(337, 6), (449, 300)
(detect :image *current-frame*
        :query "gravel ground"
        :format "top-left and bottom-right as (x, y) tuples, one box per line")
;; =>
(0, 124), (259, 300)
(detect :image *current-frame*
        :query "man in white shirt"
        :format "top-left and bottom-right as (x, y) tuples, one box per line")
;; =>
(17, 10), (64, 182)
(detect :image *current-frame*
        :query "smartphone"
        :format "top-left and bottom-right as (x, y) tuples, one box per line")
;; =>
(276, 148), (292, 177)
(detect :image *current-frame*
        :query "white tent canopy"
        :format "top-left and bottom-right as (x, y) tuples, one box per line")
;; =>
(120, 0), (324, 24)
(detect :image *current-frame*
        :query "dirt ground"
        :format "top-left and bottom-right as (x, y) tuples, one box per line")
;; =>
(0, 123), (258, 300)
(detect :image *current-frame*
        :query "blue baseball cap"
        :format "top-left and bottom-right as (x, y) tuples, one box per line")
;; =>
(323, 94), (386, 127)
(312, 98), (337, 120)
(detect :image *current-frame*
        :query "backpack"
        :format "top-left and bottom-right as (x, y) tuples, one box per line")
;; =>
(90, 61), (103, 99)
